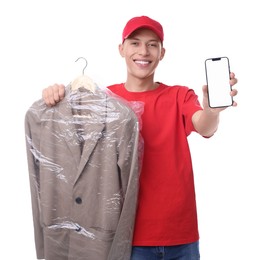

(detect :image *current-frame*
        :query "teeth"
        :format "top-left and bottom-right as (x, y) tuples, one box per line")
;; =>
(135, 60), (149, 65)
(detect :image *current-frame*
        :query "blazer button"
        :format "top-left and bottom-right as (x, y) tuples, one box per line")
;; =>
(75, 226), (82, 232)
(75, 197), (82, 204)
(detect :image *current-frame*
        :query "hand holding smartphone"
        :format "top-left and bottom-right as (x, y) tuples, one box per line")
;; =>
(205, 57), (233, 108)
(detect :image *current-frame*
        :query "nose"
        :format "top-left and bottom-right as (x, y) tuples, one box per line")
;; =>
(138, 44), (149, 55)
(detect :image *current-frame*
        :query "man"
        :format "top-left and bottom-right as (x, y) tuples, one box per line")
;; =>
(42, 15), (238, 259)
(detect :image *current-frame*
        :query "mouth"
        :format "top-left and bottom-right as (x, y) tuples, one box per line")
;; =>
(134, 60), (151, 65)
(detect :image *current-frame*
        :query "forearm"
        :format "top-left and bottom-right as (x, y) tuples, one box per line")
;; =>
(192, 109), (220, 137)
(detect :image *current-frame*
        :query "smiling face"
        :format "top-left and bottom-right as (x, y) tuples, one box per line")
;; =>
(119, 28), (165, 89)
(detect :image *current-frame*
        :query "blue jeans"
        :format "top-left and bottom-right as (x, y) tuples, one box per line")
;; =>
(130, 241), (200, 260)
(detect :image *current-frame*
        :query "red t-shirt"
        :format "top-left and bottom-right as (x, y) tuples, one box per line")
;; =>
(108, 82), (203, 246)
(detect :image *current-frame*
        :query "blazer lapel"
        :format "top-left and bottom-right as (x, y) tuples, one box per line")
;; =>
(58, 86), (107, 184)
(57, 93), (82, 168)
(77, 121), (105, 179)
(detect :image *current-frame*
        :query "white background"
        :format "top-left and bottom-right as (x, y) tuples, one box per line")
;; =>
(1, 0), (263, 259)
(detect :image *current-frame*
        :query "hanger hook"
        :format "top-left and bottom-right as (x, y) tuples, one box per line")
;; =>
(75, 57), (88, 75)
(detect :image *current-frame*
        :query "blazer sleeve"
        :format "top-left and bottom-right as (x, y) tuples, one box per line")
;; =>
(107, 104), (142, 260)
(24, 100), (46, 259)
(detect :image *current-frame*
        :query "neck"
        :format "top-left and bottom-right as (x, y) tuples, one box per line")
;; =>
(124, 78), (158, 92)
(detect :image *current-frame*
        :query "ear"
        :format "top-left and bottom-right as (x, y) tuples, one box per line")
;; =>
(160, 47), (166, 61)
(119, 44), (125, 57)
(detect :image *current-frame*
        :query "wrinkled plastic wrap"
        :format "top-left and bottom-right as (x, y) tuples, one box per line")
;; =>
(25, 84), (144, 260)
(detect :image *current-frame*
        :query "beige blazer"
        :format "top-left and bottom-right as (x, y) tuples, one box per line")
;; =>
(25, 86), (141, 260)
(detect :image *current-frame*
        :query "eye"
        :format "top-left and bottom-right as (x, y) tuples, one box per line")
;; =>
(131, 42), (139, 46)
(148, 42), (158, 47)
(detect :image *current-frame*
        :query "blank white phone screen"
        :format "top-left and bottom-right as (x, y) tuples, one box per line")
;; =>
(205, 57), (233, 108)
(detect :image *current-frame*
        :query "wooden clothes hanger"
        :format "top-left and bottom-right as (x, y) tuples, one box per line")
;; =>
(71, 57), (96, 92)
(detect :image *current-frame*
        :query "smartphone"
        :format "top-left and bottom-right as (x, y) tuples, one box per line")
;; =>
(205, 57), (233, 108)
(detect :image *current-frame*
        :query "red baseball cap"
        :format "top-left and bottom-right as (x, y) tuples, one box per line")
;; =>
(122, 16), (164, 43)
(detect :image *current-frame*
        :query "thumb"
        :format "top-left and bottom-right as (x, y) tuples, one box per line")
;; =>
(202, 85), (208, 97)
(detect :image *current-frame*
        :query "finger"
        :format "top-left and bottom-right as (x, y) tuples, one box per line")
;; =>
(230, 78), (238, 86)
(232, 100), (237, 107)
(229, 72), (238, 86)
(230, 72), (235, 79)
(58, 84), (66, 100)
(202, 85), (208, 94)
(230, 89), (238, 97)
(43, 85), (59, 106)
(42, 87), (54, 107)
(50, 84), (61, 103)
